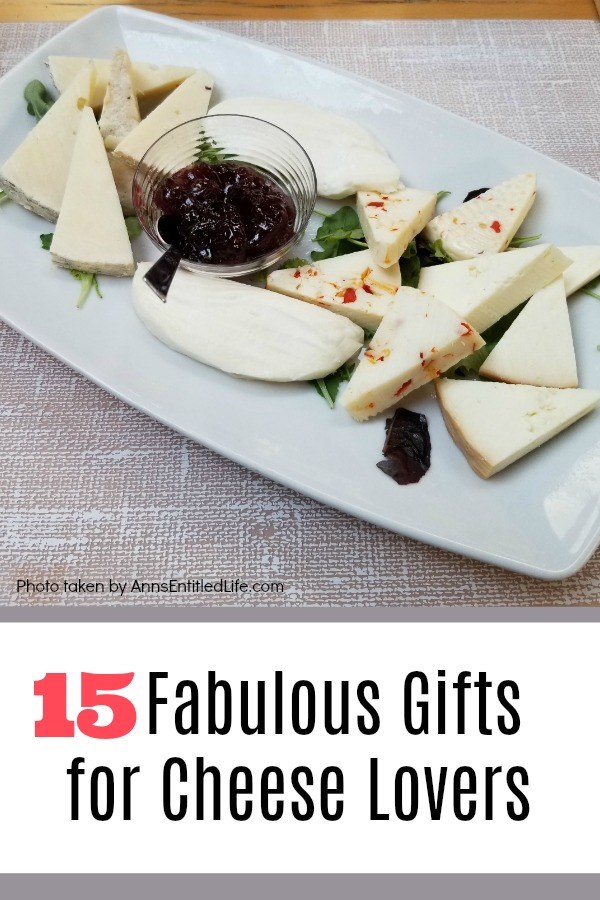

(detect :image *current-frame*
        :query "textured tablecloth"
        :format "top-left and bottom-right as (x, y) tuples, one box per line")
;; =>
(1, 19), (599, 606)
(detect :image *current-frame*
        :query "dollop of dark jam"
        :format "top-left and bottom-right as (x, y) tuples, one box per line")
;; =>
(376, 408), (431, 485)
(155, 162), (296, 265)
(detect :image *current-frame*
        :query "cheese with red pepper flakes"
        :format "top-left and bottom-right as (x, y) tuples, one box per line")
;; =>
(357, 186), (437, 267)
(436, 380), (600, 479)
(558, 246), (600, 296)
(266, 249), (402, 331)
(341, 287), (484, 421)
(418, 244), (570, 334)
(133, 263), (364, 382)
(208, 97), (402, 199)
(479, 277), (577, 388)
(422, 173), (537, 260)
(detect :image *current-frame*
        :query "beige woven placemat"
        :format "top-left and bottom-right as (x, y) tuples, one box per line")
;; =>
(1, 19), (599, 606)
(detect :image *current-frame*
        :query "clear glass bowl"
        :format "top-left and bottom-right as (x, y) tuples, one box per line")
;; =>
(132, 114), (317, 278)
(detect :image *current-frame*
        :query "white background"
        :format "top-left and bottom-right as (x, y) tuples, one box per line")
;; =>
(0, 622), (597, 873)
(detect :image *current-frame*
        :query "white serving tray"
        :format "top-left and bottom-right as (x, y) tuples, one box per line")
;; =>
(0, 5), (598, 579)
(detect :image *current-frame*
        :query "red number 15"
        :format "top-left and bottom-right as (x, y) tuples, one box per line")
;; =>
(34, 673), (136, 739)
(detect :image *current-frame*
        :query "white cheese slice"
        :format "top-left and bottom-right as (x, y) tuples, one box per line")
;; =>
(99, 50), (141, 152)
(266, 250), (402, 331)
(418, 244), (571, 334)
(357, 187), (437, 268)
(48, 56), (196, 112)
(133, 262), (364, 381)
(558, 246), (600, 296)
(422, 173), (537, 260)
(0, 65), (94, 221)
(479, 277), (577, 388)
(341, 287), (484, 421)
(50, 107), (134, 277)
(436, 379), (599, 479)
(111, 70), (213, 212)
(208, 96), (401, 199)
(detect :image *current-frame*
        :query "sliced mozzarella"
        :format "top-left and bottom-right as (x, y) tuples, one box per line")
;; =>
(357, 187), (437, 268)
(479, 277), (577, 388)
(422, 173), (537, 260)
(267, 250), (402, 331)
(133, 263), (364, 382)
(436, 380), (599, 479)
(0, 65), (94, 221)
(208, 96), (401, 199)
(558, 246), (600, 296)
(48, 56), (196, 112)
(418, 244), (570, 334)
(50, 107), (134, 277)
(112, 70), (213, 206)
(99, 50), (141, 152)
(341, 287), (484, 421)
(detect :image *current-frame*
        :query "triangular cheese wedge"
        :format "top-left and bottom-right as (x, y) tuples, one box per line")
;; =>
(341, 287), (484, 421)
(479, 277), (577, 388)
(99, 50), (141, 151)
(267, 250), (402, 330)
(0, 65), (94, 221)
(558, 246), (600, 296)
(436, 380), (599, 478)
(48, 56), (196, 112)
(418, 244), (570, 333)
(422, 173), (537, 260)
(357, 187), (437, 268)
(50, 107), (134, 277)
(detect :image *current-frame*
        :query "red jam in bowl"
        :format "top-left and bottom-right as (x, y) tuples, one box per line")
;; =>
(154, 162), (296, 265)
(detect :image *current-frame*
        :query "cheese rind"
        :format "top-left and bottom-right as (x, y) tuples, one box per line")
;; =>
(0, 65), (94, 221)
(99, 50), (141, 152)
(48, 56), (196, 112)
(558, 246), (600, 296)
(422, 173), (537, 260)
(133, 262), (364, 381)
(357, 187), (437, 267)
(111, 70), (213, 207)
(267, 250), (402, 331)
(50, 106), (134, 277)
(436, 379), (600, 478)
(479, 277), (577, 388)
(418, 244), (571, 334)
(208, 96), (401, 199)
(341, 287), (484, 421)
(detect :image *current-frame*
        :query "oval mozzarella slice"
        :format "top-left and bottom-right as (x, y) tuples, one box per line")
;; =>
(208, 96), (401, 199)
(133, 263), (364, 382)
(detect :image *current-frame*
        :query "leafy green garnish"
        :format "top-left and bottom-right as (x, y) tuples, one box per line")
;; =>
(40, 233), (53, 250)
(582, 281), (600, 300)
(420, 238), (454, 265)
(436, 190), (451, 201)
(71, 270), (102, 309)
(281, 257), (309, 269)
(0, 189), (9, 206)
(362, 327), (376, 343)
(24, 80), (55, 121)
(194, 133), (236, 164)
(125, 216), (142, 239)
(311, 206), (367, 261)
(445, 302), (527, 378)
(509, 233), (542, 248)
(313, 362), (354, 409)
(399, 239), (421, 288)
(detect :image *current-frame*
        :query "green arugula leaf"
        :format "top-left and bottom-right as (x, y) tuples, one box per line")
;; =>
(0, 189), (10, 206)
(281, 257), (309, 269)
(420, 238), (454, 265)
(125, 216), (142, 239)
(71, 270), (102, 309)
(312, 362), (355, 409)
(399, 239), (421, 288)
(509, 233), (542, 248)
(40, 233), (53, 251)
(362, 327), (376, 343)
(436, 190), (451, 201)
(582, 281), (600, 300)
(24, 80), (55, 121)
(311, 206), (367, 260)
(194, 132), (236, 164)
(445, 343), (497, 378)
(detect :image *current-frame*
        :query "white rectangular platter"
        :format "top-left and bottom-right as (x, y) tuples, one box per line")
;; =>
(0, 5), (598, 580)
